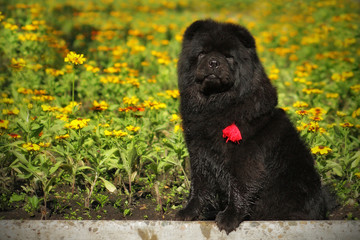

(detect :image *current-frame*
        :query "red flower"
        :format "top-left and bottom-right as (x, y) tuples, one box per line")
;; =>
(223, 123), (242, 143)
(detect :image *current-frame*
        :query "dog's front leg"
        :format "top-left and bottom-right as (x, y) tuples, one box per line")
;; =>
(216, 175), (262, 234)
(176, 152), (217, 221)
(175, 170), (211, 220)
(215, 180), (246, 234)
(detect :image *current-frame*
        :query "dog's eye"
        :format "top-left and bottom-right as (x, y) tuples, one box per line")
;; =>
(198, 52), (205, 59)
(226, 57), (234, 65)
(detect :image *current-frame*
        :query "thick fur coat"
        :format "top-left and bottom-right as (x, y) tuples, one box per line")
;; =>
(176, 19), (328, 234)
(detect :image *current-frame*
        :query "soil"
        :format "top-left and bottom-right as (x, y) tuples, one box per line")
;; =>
(0, 196), (177, 221)
(1, 184), (359, 221)
(0, 183), (181, 221)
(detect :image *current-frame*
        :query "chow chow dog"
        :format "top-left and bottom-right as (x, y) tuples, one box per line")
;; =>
(176, 19), (329, 234)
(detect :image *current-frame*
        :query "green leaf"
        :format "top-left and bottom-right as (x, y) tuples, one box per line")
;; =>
(350, 152), (360, 169)
(332, 166), (343, 177)
(327, 162), (343, 177)
(49, 161), (63, 175)
(31, 124), (44, 138)
(10, 150), (28, 164)
(10, 193), (25, 203)
(103, 148), (118, 161)
(130, 172), (137, 182)
(99, 177), (117, 193)
(62, 140), (75, 152)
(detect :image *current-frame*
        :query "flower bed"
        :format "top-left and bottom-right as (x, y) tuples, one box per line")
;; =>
(0, 0), (359, 221)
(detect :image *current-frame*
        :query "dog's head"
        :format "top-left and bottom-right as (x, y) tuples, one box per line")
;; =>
(178, 20), (261, 96)
(177, 19), (277, 115)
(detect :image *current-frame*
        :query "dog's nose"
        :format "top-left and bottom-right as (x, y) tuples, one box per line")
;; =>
(209, 59), (220, 68)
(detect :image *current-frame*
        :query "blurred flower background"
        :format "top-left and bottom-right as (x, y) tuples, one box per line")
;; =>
(0, 0), (359, 220)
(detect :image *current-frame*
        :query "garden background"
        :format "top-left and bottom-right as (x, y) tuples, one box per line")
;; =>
(0, 0), (359, 221)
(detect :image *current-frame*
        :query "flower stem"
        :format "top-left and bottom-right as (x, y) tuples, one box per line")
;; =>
(72, 77), (75, 102)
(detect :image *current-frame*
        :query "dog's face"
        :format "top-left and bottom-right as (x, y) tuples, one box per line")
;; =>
(178, 19), (259, 98)
(195, 49), (235, 95)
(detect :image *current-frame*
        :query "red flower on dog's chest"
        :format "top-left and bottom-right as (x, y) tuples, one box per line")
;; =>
(223, 123), (242, 143)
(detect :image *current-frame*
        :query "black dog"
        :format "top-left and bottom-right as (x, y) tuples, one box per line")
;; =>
(176, 19), (329, 234)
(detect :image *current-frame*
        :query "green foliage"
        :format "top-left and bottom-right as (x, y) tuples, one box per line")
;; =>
(0, 0), (359, 217)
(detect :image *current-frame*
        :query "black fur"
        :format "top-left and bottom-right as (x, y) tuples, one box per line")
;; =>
(176, 19), (328, 234)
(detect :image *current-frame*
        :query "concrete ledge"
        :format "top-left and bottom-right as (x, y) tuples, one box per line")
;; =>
(1, 220), (359, 240)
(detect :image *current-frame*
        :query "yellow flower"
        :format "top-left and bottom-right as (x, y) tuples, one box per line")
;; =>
(126, 125), (140, 132)
(58, 101), (81, 114)
(339, 122), (354, 128)
(56, 114), (69, 122)
(280, 107), (290, 112)
(302, 88), (323, 95)
(21, 24), (38, 31)
(39, 142), (50, 148)
(174, 124), (183, 133)
(98, 123), (110, 128)
(143, 98), (166, 110)
(65, 118), (90, 130)
(336, 111), (347, 117)
(2, 107), (19, 115)
(123, 96), (139, 105)
(327, 123), (337, 129)
(46, 68), (64, 76)
(309, 107), (327, 116)
(352, 108), (360, 118)
(42, 105), (58, 112)
(0, 119), (9, 129)
(350, 84), (360, 93)
(308, 122), (320, 132)
(85, 64), (100, 73)
(104, 130), (113, 136)
(17, 88), (33, 95)
(125, 77), (140, 88)
(10, 58), (26, 71)
(112, 130), (128, 137)
(105, 129), (128, 137)
(165, 90), (180, 99)
(297, 122), (308, 131)
(309, 115), (323, 121)
(64, 51), (86, 65)
(3, 22), (18, 30)
(55, 134), (70, 140)
(8, 133), (21, 139)
(1, 98), (14, 104)
(147, 76), (157, 83)
(170, 114), (180, 122)
(294, 77), (307, 83)
(331, 73), (342, 81)
(355, 172), (360, 179)
(91, 100), (108, 111)
(293, 101), (309, 108)
(295, 110), (308, 116)
(289, 54), (298, 61)
(268, 73), (278, 80)
(331, 71), (354, 82)
(141, 61), (150, 66)
(268, 65), (279, 80)
(32, 95), (55, 102)
(311, 146), (332, 155)
(22, 142), (40, 151)
(18, 33), (39, 41)
(326, 93), (339, 99)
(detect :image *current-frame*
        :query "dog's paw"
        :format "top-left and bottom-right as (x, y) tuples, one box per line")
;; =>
(175, 208), (199, 221)
(215, 209), (243, 235)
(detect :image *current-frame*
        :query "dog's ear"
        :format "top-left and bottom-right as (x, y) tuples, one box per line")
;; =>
(227, 24), (256, 48)
(183, 19), (213, 41)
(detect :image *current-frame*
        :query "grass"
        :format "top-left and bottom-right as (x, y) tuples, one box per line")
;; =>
(0, 0), (359, 219)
